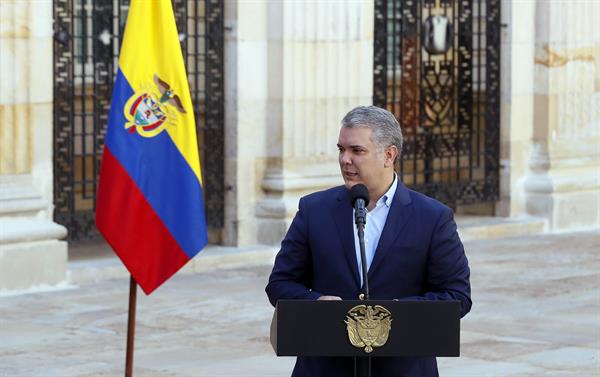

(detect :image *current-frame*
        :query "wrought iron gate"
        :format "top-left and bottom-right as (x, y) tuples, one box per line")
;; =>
(53, 0), (224, 241)
(374, 0), (500, 208)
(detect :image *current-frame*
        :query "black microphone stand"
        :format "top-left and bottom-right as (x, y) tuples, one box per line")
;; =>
(354, 200), (371, 377)
(357, 223), (370, 300)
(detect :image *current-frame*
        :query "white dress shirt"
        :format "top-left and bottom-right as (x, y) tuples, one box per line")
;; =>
(352, 174), (398, 286)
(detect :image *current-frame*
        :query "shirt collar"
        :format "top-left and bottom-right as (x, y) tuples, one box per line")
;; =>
(378, 173), (397, 208)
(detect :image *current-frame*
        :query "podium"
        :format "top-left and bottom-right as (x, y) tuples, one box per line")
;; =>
(271, 300), (461, 358)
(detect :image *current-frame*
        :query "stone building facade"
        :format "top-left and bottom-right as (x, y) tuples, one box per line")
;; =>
(0, 0), (598, 291)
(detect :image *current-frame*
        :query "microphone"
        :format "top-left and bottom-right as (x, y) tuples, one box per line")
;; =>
(350, 184), (370, 300)
(350, 184), (370, 227)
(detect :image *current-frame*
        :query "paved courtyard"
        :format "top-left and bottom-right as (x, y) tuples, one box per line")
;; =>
(1, 231), (599, 376)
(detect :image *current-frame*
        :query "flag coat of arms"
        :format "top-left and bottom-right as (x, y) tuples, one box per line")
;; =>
(96, 0), (208, 295)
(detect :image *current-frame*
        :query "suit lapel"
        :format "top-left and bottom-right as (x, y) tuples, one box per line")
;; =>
(332, 188), (361, 288)
(368, 182), (413, 278)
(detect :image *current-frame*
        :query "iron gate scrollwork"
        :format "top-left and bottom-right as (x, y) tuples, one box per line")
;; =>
(374, 0), (500, 208)
(53, 0), (224, 242)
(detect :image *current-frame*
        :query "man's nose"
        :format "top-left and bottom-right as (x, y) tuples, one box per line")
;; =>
(339, 151), (352, 165)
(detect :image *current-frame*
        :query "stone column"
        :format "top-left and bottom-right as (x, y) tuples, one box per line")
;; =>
(523, 0), (600, 231)
(223, 1), (373, 246)
(497, 0), (536, 218)
(0, 0), (67, 291)
(255, 0), (374, 244)
(223, 0), (269, 246)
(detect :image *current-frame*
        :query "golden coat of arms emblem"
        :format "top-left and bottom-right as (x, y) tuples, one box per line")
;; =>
(123, 74), (187, 138)
(345, 305), (392, 353)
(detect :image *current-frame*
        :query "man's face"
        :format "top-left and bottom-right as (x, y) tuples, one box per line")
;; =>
(337, 127), (392, 193)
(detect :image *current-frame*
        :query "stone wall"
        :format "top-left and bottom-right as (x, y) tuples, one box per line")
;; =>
(499, 0), (599, 232)
(0, 0), (67, 291)
(527, 0), (600, 231)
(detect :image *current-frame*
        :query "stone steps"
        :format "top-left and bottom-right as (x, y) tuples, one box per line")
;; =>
(65, 215), (548, 287)
(457, 216), (547, 242)
(67, 244), (278, 286)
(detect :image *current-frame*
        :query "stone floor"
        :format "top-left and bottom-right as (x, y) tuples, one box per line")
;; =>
(1, 231), (599, 377)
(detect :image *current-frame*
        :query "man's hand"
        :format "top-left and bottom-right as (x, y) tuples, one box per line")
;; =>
(318, 295), (342, 300)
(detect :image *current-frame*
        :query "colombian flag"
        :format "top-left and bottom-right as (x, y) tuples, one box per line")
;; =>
(96, 0), (208, 295)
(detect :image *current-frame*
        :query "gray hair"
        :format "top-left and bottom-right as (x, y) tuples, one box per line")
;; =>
(341, 106), (403, 162)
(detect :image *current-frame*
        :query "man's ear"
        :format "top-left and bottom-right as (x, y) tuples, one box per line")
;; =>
(384, 145), (398, 168)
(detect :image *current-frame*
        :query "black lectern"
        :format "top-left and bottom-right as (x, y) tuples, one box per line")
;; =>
(271, 300), (460, 364)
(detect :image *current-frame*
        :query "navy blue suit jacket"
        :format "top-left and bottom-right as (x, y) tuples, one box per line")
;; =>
(266, 183), (471, 377)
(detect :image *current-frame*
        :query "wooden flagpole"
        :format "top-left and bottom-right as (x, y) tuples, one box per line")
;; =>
(125, 275), (138, 377)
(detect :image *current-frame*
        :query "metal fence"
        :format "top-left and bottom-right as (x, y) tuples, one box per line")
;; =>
(374, 0), (501, 208)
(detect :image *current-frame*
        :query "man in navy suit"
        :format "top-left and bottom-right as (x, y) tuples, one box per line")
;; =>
(266, 106), (471, 377)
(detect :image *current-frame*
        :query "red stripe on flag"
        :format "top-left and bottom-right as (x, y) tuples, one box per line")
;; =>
(96, 147), (191, 295)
